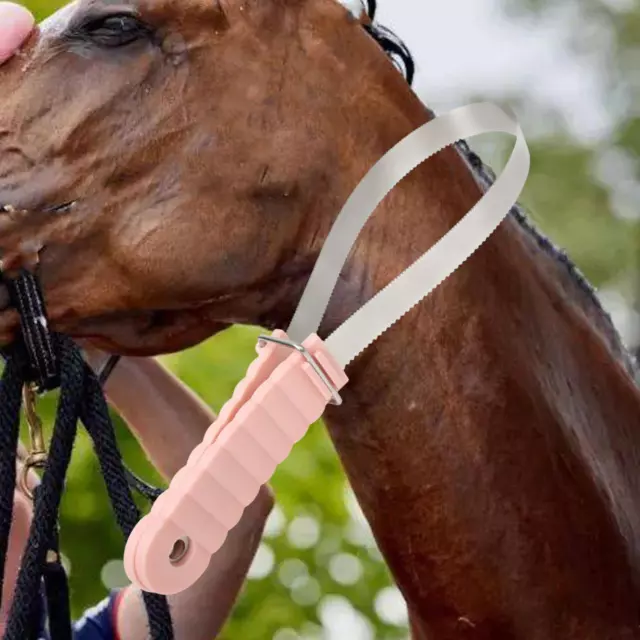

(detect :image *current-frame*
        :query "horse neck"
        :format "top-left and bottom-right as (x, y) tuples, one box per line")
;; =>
(313, 91), (640, 637)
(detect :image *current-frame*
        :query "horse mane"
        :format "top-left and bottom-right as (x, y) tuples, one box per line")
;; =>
(359, 0), (415, 86)
(352, 0), (639, 379)
(458, 141), (639, 379)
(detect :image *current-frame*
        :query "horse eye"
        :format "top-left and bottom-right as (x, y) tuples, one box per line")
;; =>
(82, 15), (149, 48)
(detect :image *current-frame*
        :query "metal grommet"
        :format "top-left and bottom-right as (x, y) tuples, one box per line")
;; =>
(18, 452), (47, 501)
(169, 537), (190, 565)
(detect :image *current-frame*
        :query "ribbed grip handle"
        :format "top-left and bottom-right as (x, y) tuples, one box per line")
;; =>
(123, 331), (348, 595)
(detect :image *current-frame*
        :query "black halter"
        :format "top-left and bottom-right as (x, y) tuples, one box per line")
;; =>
(0, 268), (173, 640)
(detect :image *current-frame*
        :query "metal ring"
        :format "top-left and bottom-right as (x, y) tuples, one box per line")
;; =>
(18, 453), (46, 501)
(257, 334), (342, 406)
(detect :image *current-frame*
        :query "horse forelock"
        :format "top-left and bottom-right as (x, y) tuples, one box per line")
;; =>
(336, 0), (415, 85)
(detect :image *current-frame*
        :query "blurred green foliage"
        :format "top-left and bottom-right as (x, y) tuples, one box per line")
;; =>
(8, 0), (640, 638)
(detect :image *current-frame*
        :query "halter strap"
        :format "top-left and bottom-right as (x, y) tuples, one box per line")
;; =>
(1, 270), (59, 392)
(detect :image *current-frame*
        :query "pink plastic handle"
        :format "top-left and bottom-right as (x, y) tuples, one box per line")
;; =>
(123, 331), (348, 595)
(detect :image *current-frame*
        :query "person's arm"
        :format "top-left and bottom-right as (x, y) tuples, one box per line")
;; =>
(86, 353), (273, 640)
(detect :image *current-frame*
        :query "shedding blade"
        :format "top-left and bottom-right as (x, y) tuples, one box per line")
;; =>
(123, 103), (529, 595)
(321, 103), (530, 367)
(124, 331), (348, 595)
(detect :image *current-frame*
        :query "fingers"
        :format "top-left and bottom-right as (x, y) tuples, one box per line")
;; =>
(0, 2), (35, 64)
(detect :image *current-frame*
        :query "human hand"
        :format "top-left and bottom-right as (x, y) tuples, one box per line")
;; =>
(0, 2), (34, 64)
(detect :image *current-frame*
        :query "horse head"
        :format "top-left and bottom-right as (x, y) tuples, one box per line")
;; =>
(0, 0), (412, 354)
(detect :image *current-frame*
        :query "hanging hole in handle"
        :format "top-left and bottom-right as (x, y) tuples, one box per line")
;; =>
(169, 537), (190, 565)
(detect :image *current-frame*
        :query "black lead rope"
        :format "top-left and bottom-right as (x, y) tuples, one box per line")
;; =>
(0, 270), (174, 640)
(79, 359), (173, 637)
(5, 271), (60, 394)
(42, 526), (73, 640)
(97, 355), (163, 504)
(0, 356), (23, 615)
(4, 336), (81, 640)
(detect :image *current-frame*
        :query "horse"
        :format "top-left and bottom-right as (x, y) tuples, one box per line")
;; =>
(1, 0), (639, 637)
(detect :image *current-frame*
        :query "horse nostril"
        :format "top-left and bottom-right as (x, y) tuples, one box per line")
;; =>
(42, 201), (77, 215)
(0, 201), (77, 216)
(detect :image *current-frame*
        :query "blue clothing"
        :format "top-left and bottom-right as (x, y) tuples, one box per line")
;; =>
(73, 591), (120, 639)
(40, 590), (120, 640)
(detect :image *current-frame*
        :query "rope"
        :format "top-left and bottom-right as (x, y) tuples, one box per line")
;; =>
(98, 355), (163, 504)
(0, 335), (174, 640)
(4, 336), (81, 640)
(42, 527), (72, 640)
(79, 365), (173, 637)
(123, 466), (163, 503)
(0, 356), (25, 605)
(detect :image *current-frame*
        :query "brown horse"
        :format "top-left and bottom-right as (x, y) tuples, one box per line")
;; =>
(1, 0), (639, 637)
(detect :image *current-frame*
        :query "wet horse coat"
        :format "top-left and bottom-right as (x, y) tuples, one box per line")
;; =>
(0, 0), (639, 637)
